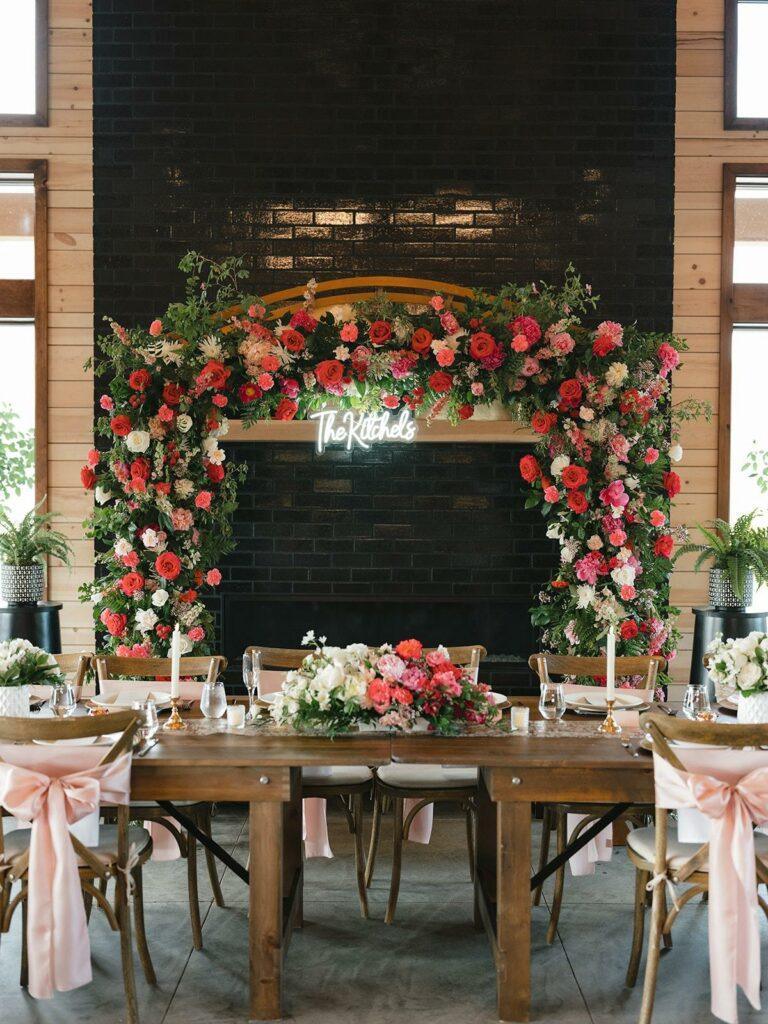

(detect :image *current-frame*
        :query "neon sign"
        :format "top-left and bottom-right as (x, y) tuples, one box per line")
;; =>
(309, 407), (417, 454)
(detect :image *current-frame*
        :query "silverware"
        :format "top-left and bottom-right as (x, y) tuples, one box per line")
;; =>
(135, 739), (158, 758)
(620, 740), (641, 758)
(657, 704), (677, 717)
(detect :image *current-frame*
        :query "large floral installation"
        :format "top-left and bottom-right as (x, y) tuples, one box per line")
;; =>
(80, 252), (702, 676)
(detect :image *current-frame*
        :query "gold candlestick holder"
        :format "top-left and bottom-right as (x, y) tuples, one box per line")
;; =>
(597, 698), (622, 735)
(163, 696), (187, 730)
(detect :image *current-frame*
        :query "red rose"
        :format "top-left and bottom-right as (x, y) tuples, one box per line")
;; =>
(110, 414), (132, 437)
(519, 455), (541, 483)
(531, 410), (557, 434)
(592, 335), (617, 357)
(238, 382), (263, 404)
(567, 490), (588, 514)
(551, 579), (569, 589)
(411, 328), (433, 354)
(274, 398), (298, 421)
(620, 620), (639, 640)
(178, 588), (197, 603)
(163, 382), (183, 406)
(196, 359), (230, 390)
(469, 332), (495, 361)
(560, 465), (589, 490)
(428, 370), (452, 394)
(654, 535), (674, 558)
(104, 612), (127, 637)
(80, 465), (96, 489)
(280, 329), (305, 353)
(155, 551), (182, 581)
(315, 359), (345, 390)
(130, 457), (151, 481)
(369, 320), (392, 346)
(206, 463), (225, 484)
(558, 378), (583, 408)
(458, 404), (474, 420)
(662, 470), (681, 498)
(156, 624), (172, 640)
(118, 571), (145, 596)
(509, 315), (542, 344)
(128, 368), (152, 391)
(395, 638), (423, 659)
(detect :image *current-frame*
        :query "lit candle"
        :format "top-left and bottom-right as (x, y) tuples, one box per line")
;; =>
(170, 624), (181, 699)
(606, 626), (616, 702)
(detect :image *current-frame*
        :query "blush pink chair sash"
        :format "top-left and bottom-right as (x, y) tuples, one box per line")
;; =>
(652, 751), (768, 1024)
(0, 751), (132, 1000)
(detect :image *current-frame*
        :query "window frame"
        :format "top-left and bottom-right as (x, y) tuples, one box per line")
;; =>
(0, 0), (48, 128)
(725, 0), (768, 130)
(0, 159), (48, 508)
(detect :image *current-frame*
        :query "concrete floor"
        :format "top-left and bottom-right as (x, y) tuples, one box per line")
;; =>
(1, 805), (765, 1024)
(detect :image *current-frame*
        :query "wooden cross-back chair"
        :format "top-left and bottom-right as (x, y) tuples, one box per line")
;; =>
(528, 653), (666, 943)
(51, 651), (92, 696)
(367, 644), (488, 925)
(628, 713), (768, 1024)
(95, 654), (227, 949)
(0, 711), (153, 1024)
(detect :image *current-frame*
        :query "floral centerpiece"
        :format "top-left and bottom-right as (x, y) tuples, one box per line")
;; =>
(0, 639), (63, 718)
(706, 631), (768, 723)
(269, 634), (493, 734)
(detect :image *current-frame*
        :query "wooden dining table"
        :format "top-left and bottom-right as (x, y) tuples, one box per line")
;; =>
(129, 697), (655, 1023)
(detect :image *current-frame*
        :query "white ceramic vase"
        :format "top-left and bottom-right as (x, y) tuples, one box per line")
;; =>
(0, 684), (30, 718)
(736, 691), (768, 724)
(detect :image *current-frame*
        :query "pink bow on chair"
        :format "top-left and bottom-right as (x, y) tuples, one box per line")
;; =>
(653, 756), (768, 1024)
(0, 754), (132, 1000)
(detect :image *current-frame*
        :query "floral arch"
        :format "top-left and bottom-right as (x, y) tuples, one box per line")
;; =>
(80, 253), (700, 679)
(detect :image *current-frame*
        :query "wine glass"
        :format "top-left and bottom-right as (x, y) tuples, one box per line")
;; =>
(539, 681), (565, 721)
(468, 647), (481, 685)
(243, 650), (261, 721)
(50, 682), (77, 718)
(132, 699), (159, 742)
(682, 683), (712, 720)
(200, 680), (227, 719)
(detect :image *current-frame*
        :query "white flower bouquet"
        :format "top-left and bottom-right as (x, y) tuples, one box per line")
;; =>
(706, 631), (768, 700)
(0, 639), (63, 688)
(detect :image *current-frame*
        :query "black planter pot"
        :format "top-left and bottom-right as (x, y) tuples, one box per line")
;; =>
(0, 564), (44, 605)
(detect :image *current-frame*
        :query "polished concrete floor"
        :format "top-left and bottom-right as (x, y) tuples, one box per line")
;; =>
(1, 805), (765, 1024)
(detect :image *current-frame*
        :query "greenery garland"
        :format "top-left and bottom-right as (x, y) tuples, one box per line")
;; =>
(80, 253), (703, 677)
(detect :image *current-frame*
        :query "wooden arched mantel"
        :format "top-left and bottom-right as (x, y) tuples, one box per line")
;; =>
(227, 276), (535, 444)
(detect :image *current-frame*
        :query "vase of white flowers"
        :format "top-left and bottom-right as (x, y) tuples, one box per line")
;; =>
(0, 638), (63, 717)
(706, 631), (768, 723)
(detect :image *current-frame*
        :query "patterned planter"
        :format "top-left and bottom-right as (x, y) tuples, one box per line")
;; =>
(736, 691), (768, 724)
(0, 684), (30, 718)
(0, 563), (44, 604)
(708, 567), (754, 610)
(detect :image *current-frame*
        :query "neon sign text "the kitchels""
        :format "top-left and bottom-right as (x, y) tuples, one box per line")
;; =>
(309, 407), (417, 454)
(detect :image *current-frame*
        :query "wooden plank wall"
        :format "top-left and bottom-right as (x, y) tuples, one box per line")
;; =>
(672, 0), (768, 688)
(0, 1), (94, 651)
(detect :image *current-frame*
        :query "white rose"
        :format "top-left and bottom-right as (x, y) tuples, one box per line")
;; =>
(177, 414), (193, 433)
(114, 538), (133, 557)
(135, 608), (158, 633)
(178, 634), (194, 655)
(734, 634), (758, 655)
(141, 528), (159, 549)
(202, 437), (218, 455)
(605, 362), (629, 388)
(211, 417), (229, 438)
(624, 476), (639, 490)
(546, 522), (564, 541)
(125, 430), (150, 453)
(669, 444), (683, 462)
(207, 446), (226, 465)
(95, 486), (113, 505)
(151, 589), (169, 608)
(737, 661), (761, 689)
(579, 406), (594, 422)
(611, 565), (636, 587)
(550, 455), (570, 477)
(587, 535), (603, 551)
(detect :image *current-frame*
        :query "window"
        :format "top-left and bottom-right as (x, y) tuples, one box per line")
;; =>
(725, 1), (768, 129)
(0, 163), (47, 521)
(0, 1), (47, 127)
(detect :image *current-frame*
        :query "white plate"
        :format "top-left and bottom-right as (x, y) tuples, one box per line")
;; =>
(257, 691), (279, 704)
(489, 692), (508, 706)
(90, 690), (172, 711)
(565, 692), (643, 710)
(32, 735), (100, 747)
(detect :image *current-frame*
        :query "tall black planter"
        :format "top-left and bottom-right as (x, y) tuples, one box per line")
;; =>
(0, 601), (62, 653)
(690, 606), (768, 697)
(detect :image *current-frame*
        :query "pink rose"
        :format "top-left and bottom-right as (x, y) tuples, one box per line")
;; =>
(657, 342), (680, 377)
(650, 510), (666, 527)
(436, 348), (455, 367)
(644, 447), (659, 465)
(195, 491), (212, 510)
(511, 334), (530, 353)
(340, 322), (359, 343)
(543, 486), (560, 503)
(429, 295), (445, 311)
(470, 382), (484, 397)
(149, 319), (163, 337)
(206, 568), (222, 586)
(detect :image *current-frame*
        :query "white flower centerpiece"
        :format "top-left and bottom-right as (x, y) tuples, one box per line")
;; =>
(0, 639), (64, 717)
(706, 631), (768, 723)
(269, 632), (493, 735)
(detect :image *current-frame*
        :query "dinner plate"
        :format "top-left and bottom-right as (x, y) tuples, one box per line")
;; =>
(565, 691), (644, 709)
(32, 735), (101, 747)
(90, 690), (172, 711)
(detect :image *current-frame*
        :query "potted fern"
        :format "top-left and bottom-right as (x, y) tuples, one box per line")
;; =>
(674, 511), (768, 609)
(0, 501), (73, 605)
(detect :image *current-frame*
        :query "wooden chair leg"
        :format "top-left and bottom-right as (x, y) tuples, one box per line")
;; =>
(533, 804), (552, 906)
(639, 880), (665, 1024)
(465, 804), (475, 882)
(351, 792), (369, 920)
(187, 832), (204, 950)
(132, 865), (157, 986)
(546, 810), (567, 945)
(20, 885), (28, 988)
(661, 887), (673, 949)
(116, 870), (139, 1024)
(384, 797), (404, 925)
(365, 788), (383, 888)
(626, 868), (649, 987)
(199, 807), (225, 908)
(83, 886), (94, 923)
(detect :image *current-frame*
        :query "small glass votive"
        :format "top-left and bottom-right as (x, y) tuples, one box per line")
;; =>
(226, 704), (246, 729)
(510, 704), (530, 732)
(132, 699), (159, 742)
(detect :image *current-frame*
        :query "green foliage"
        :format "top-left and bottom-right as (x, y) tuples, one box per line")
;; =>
(0, 499), (73, 567)
(743, 447), (768, 495)
(674, 510), (768, 601)
(0, 404), (34, 503)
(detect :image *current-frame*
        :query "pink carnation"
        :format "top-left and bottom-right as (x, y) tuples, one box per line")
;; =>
(596, 321), (623, 344)
(433, 670), (461, 697)
(158, 404), (175, 422)
(609, 529), (627, 546)
(149, 319), (163, 337)
(439, 311), (460, 334)
(521, 356), (540, 377)
(543, 486), (560, 503)
(511, 334), (530, 353)
(620, 585), (636, 601)
(400, 666), (427, 691)
(609, 434), (630, 462)
(644, 447), (659, 465)
(429, 295), (445, 311)
(195, 491), (212, 510)
(510, 315), (542, 344)
(551, 332), (575, 355)
(657, 342), (680, 377)
(340, 322), (359, 343)
(257, 372), (274, 391)
(436, 348), (455, 367)
(650, 510), (666, 527)
(391, 355), (416, 380)
(206, 568), (222, 586)
(100, 394), (115, 411)
(280, 378), (300, 399)
(599, 480), (629, 509)
(471, 382), (484, 396)
(188, 626), (205, 642)
(575, 551), (606, 585)
(171, 507), (194, 531)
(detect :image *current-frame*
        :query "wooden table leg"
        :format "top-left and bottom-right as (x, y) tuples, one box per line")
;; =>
(249, 799), (283, 1021)
(497, 800), (531, 1023)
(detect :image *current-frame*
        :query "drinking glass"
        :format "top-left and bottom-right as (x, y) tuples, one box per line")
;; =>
(468, 647), (481, 685)
(50, 683), (77, 718)
(243, 650), (261, 721)
(132, 699), (159, 742)
(200, 680), (227, 719)
(682, 683), (712, 720)
(539, 681), (565, 721)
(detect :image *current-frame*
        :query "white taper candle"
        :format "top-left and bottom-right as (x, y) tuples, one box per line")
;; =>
(170, 623), (181, 699)
(606, 626), (616, 702)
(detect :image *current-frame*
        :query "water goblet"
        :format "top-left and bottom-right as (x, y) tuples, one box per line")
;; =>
(201, 680), (227, 719)
(50, 682), (77, 718)
(538, 681), (565, 721)
(682, 683), (711, 721)
(132, 699), (159, 742)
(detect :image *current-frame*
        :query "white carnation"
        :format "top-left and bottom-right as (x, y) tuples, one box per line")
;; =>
(135, 608), (158, 633)
(174, 478), (195, 498)
(605, 362), (628, 388)
(114, 539), (133, 557)
(141, 528), (160, 549)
